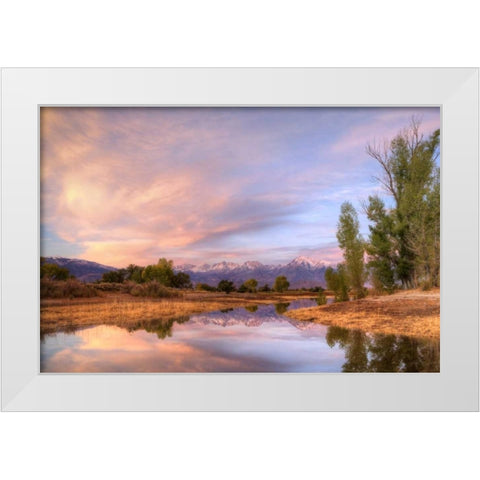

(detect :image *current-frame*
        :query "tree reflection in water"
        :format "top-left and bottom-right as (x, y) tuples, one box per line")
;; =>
(126, 316), (190, 339)
(326, 326), (440, 372)
(274, 303), (290, 315)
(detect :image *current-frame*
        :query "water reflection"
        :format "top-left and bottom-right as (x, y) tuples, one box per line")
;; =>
(40, 299), (439, 373)
(126, 316), (190, 339)
(275, 303), (290, 315)
(325, 326), (440, 372)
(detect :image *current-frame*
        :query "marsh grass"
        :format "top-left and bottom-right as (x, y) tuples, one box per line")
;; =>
(286, 289), (440, 339)
(40, 290), (317, 335)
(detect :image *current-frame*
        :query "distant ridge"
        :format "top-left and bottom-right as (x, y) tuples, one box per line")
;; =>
(42, 257), (117, 282)
(175, 256), (328, 289)
(42, 255), (329, 288)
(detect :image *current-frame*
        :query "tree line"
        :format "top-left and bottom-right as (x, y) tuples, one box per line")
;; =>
(99, 259), (293, 292)
(327, 119), (440, 299)
(94, 258), (297, 294)
(41, 256), (322, 295)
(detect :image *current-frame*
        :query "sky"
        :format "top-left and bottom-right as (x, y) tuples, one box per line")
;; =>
(40, 107), (440, 268)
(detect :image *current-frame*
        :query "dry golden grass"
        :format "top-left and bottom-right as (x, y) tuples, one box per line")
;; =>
(40, 290), (316, 334)
(286, 289), (440, 339)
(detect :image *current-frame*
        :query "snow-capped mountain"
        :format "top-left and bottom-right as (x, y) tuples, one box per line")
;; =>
(42, 255), (329, 288)
(286, 256), (325, 269)
(175, 256), (328, 288)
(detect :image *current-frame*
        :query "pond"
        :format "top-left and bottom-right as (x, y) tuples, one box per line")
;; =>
(40, 299), (439, 373)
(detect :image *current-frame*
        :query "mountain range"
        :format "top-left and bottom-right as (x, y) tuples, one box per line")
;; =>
(175, 256), (328, 288)
(42, 255), (329, 288)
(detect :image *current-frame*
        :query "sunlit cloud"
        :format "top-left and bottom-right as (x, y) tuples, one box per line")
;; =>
(41, 107), (440, 267)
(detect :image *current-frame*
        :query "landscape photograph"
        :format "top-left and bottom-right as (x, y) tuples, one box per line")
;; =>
(40, 106), (440, 373)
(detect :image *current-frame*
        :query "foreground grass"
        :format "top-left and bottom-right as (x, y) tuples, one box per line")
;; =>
(285, 289), (440, 339)
(40, 290), (316, 334)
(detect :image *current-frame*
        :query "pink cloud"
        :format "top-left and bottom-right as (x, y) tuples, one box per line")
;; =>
(41, 107), (440, 267)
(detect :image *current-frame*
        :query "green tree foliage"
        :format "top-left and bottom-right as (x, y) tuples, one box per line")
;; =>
(316, 290), (327, 305)
(259, 284), (271, 292)
(364, 196), (396, 293)
(40, 260), (71, 280)
(217, 279), (236, 294)
(366, 119), (440, 288)
(336, 202), (366, 299)
(125, 264), (144, 283)
(142, 258), (175, 286)
(241, 278), (258, 293)
(325, 264), (349, 302)
(273, 275), (290, 292)
(171, 271), (192, 289)
(101, 269), (126, 283)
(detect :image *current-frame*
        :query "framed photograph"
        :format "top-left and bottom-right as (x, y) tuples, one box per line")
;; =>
(2, 68), (478, 410)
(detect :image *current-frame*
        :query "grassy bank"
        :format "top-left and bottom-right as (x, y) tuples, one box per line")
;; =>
(285, 289), (440, 339)
(40, 290), (316, 334)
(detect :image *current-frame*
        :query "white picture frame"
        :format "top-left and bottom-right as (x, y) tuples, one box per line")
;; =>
(1, 68), (478, 411)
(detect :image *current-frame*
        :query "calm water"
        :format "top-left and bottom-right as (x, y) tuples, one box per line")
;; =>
(41, 299), (439, 373)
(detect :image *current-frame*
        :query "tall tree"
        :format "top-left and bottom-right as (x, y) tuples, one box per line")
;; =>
(364, 195), (396, 293)
(366, 118), (440, 288)
(336, 201), (366, 298)
(325, 264), (349, 302)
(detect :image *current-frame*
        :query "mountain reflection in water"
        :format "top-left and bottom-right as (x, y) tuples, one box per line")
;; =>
(40, 300), (439, 373)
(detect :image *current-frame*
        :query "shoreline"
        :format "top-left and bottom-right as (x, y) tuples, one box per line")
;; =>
(40, 288), (440, 340)
(40, 291), (316, 334)
(285, 289), (440, 339)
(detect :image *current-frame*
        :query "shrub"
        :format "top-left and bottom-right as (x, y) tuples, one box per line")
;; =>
(94, 282), (130, 293)
(40, 262), (71, 280)
(40, 278), (98, 298)
(195, 283), (217, 292)
(128, 281), (180, 298)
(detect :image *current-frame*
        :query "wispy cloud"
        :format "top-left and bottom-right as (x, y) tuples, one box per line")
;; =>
(41, 107), (440, 267)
